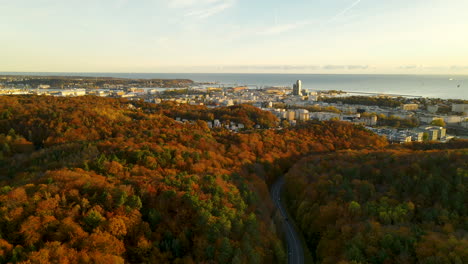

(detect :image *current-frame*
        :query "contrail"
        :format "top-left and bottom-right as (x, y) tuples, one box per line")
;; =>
(325, 0), (362, 25)
(261, 0), (363, 35)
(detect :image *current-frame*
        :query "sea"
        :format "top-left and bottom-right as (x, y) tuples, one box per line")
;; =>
(2, 72), (467, 100)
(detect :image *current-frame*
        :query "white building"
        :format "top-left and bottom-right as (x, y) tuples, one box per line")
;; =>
(452, 104), (468, 113)
(444, 115), (464, 124)
(410, 131), (424, 142)
(295, 109), (310, 121)
(59, 89), (86, 97)
(310, 112), (340, 121)
(427, 105), (438, 113)
(419, 126), (446, 140)
(401, 104), (419, 111)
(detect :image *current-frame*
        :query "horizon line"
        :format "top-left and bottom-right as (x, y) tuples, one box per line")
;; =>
(1, 71), (468, 77)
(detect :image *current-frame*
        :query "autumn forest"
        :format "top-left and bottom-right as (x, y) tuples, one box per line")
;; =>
(0, 95), (466, 263)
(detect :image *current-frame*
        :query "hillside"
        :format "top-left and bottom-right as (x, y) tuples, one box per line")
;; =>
(0, 95), (387, 263)
(284, 148), (468, 264)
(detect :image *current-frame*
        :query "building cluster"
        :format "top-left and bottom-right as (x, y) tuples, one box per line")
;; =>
(266, 108), (378, 126)
(368, 126), (449, 143)
(1, 78), (467, 140)
(175, 117), (247, 132)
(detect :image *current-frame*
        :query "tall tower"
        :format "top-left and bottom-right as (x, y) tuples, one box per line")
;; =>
(296, 80), (302, 95)
(293, 80), (302, 96)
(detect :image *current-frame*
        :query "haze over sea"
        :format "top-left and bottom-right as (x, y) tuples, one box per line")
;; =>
(2, 73), (467, 100)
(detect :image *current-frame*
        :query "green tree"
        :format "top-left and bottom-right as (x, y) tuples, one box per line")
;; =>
(84, 210), (104, 231)
(430, 119), (446, 127)
(422, 132), (429, 141)
(126, 195), (142, 210)
(349, 201), (361, 216)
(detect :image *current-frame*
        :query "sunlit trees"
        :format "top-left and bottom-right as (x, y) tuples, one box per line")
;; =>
(430, 119), (446, 127)
(0, 95), (390, 263)
(285, 149), (468, 263)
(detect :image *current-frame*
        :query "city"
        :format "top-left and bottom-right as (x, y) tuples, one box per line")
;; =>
(2, 75), (467, 143)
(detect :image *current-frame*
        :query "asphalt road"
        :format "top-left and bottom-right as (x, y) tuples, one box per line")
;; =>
(271, 177), (305, 264)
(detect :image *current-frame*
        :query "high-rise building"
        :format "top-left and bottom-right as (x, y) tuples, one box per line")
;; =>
(292, 80), (302, 96)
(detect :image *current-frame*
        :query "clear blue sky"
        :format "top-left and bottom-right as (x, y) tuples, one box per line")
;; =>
(1, 0), (468, 74)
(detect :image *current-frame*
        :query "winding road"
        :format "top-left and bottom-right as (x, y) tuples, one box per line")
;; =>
(271, 177), (305, 264)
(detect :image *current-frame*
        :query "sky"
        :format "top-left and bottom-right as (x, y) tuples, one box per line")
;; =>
(1, 0), (468, 74)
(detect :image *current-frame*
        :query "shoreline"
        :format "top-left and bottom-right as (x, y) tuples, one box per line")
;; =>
(1, 73), (467, 100)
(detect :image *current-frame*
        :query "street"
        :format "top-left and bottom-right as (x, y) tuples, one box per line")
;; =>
(271, 177), (305, 264)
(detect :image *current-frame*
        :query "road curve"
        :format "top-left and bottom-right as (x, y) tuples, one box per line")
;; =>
(271, 177), (304, 264)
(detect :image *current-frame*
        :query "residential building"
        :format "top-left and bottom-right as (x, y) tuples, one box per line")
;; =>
(410, 131), (424, 142)
(286, 110), (296, 121)
(427, 105), (438, 113)
(426, 129), (439, 140)
(310, 112), (340, 121)
(361, 115), (378, 126)
(59, 89), (86, 97)
(419, 126), (445, 140)
(419, 115), (443, 124)
(444, 115), (464, 124)
(452, 104), (468, 113)
(295, 109), (310, 121)
(402, 104), (419, 111)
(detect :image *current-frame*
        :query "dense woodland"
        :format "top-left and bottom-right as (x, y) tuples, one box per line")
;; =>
(155, 103), (279, 129)
(285, 147), (468, 264)
(0, 95), (387, 263)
